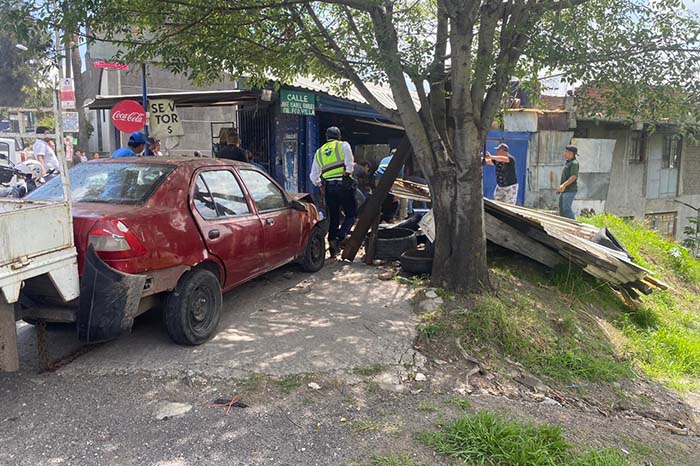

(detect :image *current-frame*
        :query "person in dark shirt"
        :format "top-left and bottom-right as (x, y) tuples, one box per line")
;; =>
(216, 133), (247, 162)
(484, 143), (518, 204)
(557, 145), (580, 219)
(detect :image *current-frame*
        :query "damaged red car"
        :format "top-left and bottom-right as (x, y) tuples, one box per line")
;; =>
(24, 158), (326, 345)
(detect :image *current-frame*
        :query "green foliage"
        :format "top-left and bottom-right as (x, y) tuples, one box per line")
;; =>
(578, 214), (700, 391)
(457, 294), (630, 383)
(422, 411), (630, 466)
(353, 364), (384, 377)
(531, 0), (700, 129)
(682, 216), (700, 258)
(581, 213), (700, 283)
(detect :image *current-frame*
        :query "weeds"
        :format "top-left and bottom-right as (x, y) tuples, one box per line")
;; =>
(416, 402), (439, 412)
(447, 397), (472, 410)
(353, 364), (385, 377)
(453, 293), (629, 383)
(422, 411), (631, 466)
(352, 420), (402, 435)
(369, 454), (418, 466)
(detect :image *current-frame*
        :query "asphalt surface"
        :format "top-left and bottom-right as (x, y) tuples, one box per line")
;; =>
(0, 261), (426, 466)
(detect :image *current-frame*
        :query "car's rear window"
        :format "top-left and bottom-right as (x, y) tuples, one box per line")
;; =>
(27, 163), (175, 204)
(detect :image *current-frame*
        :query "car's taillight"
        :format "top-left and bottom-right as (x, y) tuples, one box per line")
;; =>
(88, 220), (147, 260)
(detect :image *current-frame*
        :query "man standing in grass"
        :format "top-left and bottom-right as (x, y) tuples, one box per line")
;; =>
(557, 145), (579, 219)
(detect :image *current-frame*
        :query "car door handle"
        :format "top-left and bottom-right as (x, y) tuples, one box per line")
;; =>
(208, 229), (220, 239)
(266, 218), (275, 226)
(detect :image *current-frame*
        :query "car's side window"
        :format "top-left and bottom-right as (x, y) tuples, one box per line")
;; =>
(201, 170), (251, 217)
(194, 170), (251, 219)
(193, 176), (218, 219)
(239, 170), (287, 212)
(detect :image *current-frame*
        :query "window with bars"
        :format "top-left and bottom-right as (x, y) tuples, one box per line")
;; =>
(645, 212), (677, 238)
(628, 131), (646, 163)
(662, 134), (682, 169)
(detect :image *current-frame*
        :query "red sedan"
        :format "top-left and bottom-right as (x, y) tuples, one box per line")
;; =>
(26, 158), (326, 345)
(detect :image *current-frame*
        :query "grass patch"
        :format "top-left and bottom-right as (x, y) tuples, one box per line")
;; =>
(621, 292), (700, 391)
(416, 309), (447, 339)
(369, 454), (418, 466)
(416, 402), (439, 412)
(395, 275), (430, 287)
(353, 364), (385, 377)
(352, 420), (402, 435)
(422, 411), (631, 466)
(447, 397), (472, 410)
(580, 213), (700, 284)
(454, 293), (630, 383)
(275, 374), (308, 394)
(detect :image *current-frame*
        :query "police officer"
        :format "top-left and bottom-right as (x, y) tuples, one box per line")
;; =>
(310, 126), (356, 256)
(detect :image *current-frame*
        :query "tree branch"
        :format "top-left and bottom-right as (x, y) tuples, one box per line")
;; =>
(292, 6), (400, 121)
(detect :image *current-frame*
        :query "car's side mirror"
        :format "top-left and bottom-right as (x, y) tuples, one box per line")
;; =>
(290, 199), (307, 212)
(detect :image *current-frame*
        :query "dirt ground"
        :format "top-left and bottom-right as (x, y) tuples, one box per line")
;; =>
(1, 261), (698, 466)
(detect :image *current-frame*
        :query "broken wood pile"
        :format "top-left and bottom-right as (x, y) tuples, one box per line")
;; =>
(390, 179), (668, 297)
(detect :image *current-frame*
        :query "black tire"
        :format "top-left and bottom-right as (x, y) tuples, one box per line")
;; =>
(300, 226), (326, 272)
(375, 228), (418, 260)
(400, 248), (434, 275)
(164, 269), (222, 346)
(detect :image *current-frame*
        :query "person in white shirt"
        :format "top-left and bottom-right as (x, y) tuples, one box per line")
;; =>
(32, 127), (60, 174)
(309, 126), (355, 256)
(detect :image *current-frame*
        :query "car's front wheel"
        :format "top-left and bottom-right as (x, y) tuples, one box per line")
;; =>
(164, 269), (222, 345)
(300, 226), (326, 272)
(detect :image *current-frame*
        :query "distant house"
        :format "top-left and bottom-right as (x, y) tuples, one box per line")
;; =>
(501, 92), (700, 243)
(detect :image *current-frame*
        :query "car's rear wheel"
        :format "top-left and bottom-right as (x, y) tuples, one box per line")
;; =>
(300, 226), (326, 272)
(164, 269), (222, 345)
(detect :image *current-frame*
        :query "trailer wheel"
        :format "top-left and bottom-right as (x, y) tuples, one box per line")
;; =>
(164, 269), (222, 346)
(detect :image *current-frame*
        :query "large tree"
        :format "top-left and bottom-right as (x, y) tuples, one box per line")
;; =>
(7, 0), (699, 292)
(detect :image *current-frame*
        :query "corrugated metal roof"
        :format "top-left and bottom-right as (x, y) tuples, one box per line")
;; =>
(286, 76), (420, 111)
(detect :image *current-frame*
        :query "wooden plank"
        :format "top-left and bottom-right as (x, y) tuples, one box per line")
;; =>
(0, 301), (19, 372)
(342, 136), (412, 261)
(484, 213), (565, 268)
(364, 214), (381, 265)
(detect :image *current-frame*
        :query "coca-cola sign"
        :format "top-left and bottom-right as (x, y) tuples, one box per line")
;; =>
(111, 100), (146, 133)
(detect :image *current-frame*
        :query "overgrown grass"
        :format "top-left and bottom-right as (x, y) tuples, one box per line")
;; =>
(422, 411), (631, 466)
(581, 213), (700, 284)
(452, 293), (630, 383)
(581, 214), (700, 391)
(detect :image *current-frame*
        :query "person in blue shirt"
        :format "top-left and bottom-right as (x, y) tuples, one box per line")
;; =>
(111, 132), (147, 158)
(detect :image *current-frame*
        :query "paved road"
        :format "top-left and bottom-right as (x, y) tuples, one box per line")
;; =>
(23, 261), (417, 378)
(1, 261), (427, 466)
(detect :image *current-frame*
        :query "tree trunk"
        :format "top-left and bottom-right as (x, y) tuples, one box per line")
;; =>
(71, 35), (89, 153)
(428, 132), (490, 292)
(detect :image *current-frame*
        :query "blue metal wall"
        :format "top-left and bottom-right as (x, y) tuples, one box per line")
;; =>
(483, 130), (530, 205)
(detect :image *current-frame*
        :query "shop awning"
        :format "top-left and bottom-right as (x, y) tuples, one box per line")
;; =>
(86, 90), (259, 110)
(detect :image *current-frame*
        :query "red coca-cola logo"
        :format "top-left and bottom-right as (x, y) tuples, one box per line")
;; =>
(111, 100), (146, 133)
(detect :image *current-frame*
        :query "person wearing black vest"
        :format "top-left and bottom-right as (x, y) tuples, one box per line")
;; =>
(484, 143), (518, 205)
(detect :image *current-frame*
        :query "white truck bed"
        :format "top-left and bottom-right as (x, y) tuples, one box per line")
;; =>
(0, 198), (80, 371)
(0, 199), (79, 304)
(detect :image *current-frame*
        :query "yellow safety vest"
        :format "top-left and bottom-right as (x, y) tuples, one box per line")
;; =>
(315, 140), (345, 180)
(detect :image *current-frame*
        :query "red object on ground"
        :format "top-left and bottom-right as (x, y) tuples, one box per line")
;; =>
(111, 100), (147, 133)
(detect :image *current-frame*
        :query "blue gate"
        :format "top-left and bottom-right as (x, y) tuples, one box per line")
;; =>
(483, 130), (530, 205)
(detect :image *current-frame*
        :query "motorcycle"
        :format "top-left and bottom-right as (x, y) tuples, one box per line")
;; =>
(0, 160), (58, 198)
